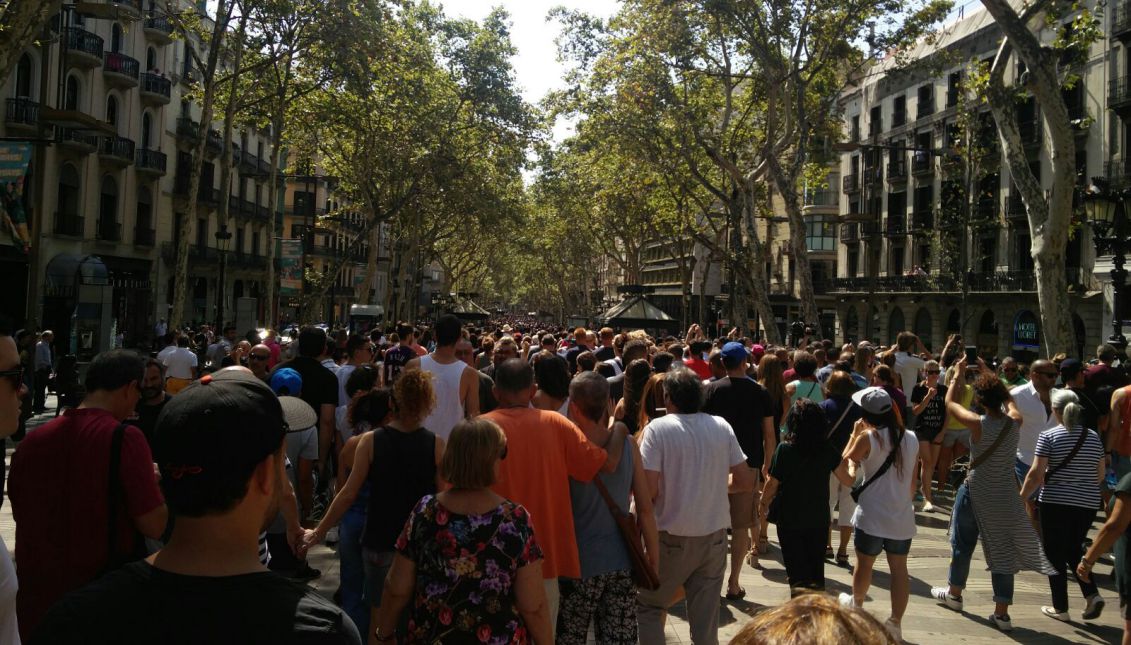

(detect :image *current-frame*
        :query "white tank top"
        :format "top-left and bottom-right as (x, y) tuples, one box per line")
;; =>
(850, 427), (919, 541)
(420, 354), (466, 441)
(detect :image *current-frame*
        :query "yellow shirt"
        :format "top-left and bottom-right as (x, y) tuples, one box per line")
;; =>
(945, 384), (974, 431)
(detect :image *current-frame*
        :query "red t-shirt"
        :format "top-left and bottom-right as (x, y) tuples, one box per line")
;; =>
(684, 356), (712, 380)
(485, 407), (606, 579)
(9, 407), (164, 638)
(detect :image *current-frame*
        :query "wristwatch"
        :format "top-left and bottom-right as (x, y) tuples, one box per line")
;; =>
(374, 627), (395, 642)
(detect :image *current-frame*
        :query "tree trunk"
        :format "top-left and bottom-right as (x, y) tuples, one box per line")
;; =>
(170, 0), (232, 330)
(0, 1), (64, 89)
(981, 0), (1076, 356)
(359, 218), (379, 306)
(213, 15), (247, 328)
(265, 112), (284, 327)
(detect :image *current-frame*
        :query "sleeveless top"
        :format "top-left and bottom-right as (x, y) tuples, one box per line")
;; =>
(1118, 385), (1131, 456)
(850, 427), (919, 541)
(420, 355), (466, 441)
(788, 379), (824, 405)
(363, 425), (437, 552)
(568, 437), (634, 579)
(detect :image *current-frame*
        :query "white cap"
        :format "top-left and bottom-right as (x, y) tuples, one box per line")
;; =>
(851, 386), (893, 415)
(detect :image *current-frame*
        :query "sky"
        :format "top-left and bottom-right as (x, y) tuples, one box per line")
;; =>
(439, 0), (621, 140)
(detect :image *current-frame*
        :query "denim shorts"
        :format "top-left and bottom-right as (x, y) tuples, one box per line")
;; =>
(853, 527), (912, 556)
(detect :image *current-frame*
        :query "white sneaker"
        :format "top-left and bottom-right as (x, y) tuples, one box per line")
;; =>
(883, 618), (903, 643)
(922, 501), (934, 512)
(930, 586), (963, 611)
(1041, 606), (1069, 622)
(1083, 594), (1105, 620)
(989, 613), (1013, 632)
(838, 592), (862, 609)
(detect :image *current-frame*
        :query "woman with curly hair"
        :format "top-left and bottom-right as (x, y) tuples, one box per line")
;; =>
(303, 369), (444, 638)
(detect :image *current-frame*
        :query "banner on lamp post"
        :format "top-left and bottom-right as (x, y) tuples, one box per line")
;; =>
(279, 239), (303, 296)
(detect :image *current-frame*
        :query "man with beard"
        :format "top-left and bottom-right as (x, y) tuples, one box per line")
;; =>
(33, 369), (360, 644)
(130, 359), (172, 448)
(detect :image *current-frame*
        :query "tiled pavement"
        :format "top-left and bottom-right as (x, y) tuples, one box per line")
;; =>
(3, 398), (1126, 643)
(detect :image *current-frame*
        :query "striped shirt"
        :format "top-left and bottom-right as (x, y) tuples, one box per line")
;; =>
(1034, 424), (1104, 509)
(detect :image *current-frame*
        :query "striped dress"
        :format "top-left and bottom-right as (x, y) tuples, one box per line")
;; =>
(967, 414), (1054, 575)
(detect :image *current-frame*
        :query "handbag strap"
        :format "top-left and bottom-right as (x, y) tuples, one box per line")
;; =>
(592, 476), (625, 517)
(854, 429), (903, 498)
(826, 401), (855, 440)
(1045, 425), (1090, 482)
(969, 417), (1012, 471)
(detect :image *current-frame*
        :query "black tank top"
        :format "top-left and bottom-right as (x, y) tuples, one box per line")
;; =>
(363, 425), (437, 552)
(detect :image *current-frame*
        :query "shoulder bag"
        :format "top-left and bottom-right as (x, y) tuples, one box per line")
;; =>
(962, 418), (1013, 483)
(101, 422), (147, 575)
(850, 429), (903, 503)
(1044, 425), (1091, 482)
(592, 477), (661, 590)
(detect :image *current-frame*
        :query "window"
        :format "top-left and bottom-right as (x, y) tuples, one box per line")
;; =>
(99, 175), (119, 232)
(805, 215), (836, 251)
(197, 217), (207, 249)
(869, 105), (882, 135)
(851, 115), (860, 141)
(14, 54), (32, 97)
(106, 95), (119, 128)
(136, 187), (153, 233)
(65, 75), (80, 111)
(947, 71), (961, 107)
(57, 163), (81, 218)
(890, 243), (905, 276)
(892, 95), (906, 127)
(111, 24), (123, 53)
(235, 226), (245, 255)
(252, 231), (260, 256)
(142, 112), (152, 149)
(917, 84), (933, 119)
(146, 47), (157, 71)
(847, 247), (859, 277)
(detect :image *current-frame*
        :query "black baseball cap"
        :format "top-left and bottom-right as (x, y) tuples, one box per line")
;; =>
(154, 369), (290, 486)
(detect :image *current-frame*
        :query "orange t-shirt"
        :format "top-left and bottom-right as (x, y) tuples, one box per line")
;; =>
(484, 407), (607, 580)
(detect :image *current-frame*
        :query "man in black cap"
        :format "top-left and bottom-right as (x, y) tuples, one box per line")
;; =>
(33, 369), (361, 644)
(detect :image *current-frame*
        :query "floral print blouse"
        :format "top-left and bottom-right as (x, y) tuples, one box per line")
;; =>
(395, 495), (543, 644)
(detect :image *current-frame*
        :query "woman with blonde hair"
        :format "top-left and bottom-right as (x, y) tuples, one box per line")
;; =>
(374, 418), (553, 643)
(302, 369), (444, 638)
(730, 593), (896, 645)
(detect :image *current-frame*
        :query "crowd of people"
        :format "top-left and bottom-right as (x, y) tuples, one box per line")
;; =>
(2, 313), (1131, 643)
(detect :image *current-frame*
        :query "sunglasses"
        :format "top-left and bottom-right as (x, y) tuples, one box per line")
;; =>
(0, 366), (23, 389)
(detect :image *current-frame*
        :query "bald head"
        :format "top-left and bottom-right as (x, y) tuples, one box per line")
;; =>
(1029, 359), (1055, 393)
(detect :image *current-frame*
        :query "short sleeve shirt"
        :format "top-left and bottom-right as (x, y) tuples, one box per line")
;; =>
(1034, 425), (1104, 509)
(703, 376), (773, 467)
(639, 412), (747, 536)
(485, 407), (606, 579)
(769, 441), (841, 529)
(273, 357), (337, 417)
(382, 346), (416, 384)
(162, 347), (198, 379)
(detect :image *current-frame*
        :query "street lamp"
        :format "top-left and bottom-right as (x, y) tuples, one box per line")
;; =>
(214, 223), (233, 329)
(1085, 179), (1131, 351)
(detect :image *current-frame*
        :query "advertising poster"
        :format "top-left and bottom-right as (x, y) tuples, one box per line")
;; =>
(279, 238), (303, 296)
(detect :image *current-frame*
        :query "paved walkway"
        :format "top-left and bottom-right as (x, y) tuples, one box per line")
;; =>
(3, 398), (1125, 643)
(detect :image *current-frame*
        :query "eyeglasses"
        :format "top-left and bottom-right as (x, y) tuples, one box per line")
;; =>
(500, 444), (508, 461)
(249, 354), (269, 361)
(0, 366), (23, 389)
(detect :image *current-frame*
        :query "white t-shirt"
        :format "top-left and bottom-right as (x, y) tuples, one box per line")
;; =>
(851, 427), (920, 541)
(336, 364), (357, 408)
(0, 535), (18, 644)
(639, 412), (747, 537)
(162, 347), (198, 379)
(1012, 382), (1059, 465)
(893, 352), (925, 395)
(156, 345), (176, 362)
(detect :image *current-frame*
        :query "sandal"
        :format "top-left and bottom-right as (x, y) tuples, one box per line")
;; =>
(825, 546), (835, 560)
(746, 551), (762, 569)
(836, 552), (849, 566)
(725, 586), (746, 601)
(757, 536), (770, 554)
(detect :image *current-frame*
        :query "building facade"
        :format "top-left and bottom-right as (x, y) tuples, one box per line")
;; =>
(831, 6), (1107, 359)
(0, 0), (281, 355)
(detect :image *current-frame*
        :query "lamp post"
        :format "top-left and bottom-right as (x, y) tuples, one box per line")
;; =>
(214, 223), (233, 329)
(1085, 179), (1131, 352)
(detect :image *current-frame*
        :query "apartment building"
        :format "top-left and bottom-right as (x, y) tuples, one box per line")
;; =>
(0, 0), (282, 355)
(831, 5), (1106, 359)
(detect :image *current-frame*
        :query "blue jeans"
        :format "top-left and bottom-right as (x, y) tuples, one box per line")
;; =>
(339, 508), (368, 637)
(948, 483), (1014, 604)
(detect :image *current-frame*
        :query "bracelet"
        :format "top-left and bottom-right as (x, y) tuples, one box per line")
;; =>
(374, 627), (395, 642)
(1080, 557), (1094, 568)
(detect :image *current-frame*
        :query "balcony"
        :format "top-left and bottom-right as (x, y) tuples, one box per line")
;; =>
(161, 243), (221, 265)
(916, 101), (935, 121)
(231, 253), (268, 270)
(96, 219), (121, 242)
(58, 128), (98, 154)
(802, 189), (839, 211)
(1006, 194), (1027, 220)
(65, 28), (104, 68)
(974, 197), (999, 225)
(863, 166), (883, 185)
(829, 272), (1037, 294)
(102, 51), (139, 88)
(256, 204), (271, 221)
(143, 13), (174, 43)
(911, 152), (933, 175)
(887, 158), (907, 183)
(909, 209), (934, 232)
(1106, 160), (1131, 186)
(176, 117), (201, 141)
(139, 73), (171, 104)
(99, 135), (135, 166)
(842, 174), (859, 193)
(135, 148), (166, 176)
(4, 98), (38, 131)
(892, 110), (907, 129)
(860, 220), (883, 237)
(1113, 77), (1131, 113)
(205, 129), (223, 155)
(180, 67), (198, 85)
(238, 150), (258, 173)
(258, 158), (272, 175)
(54, 213), (84, 237)
(1116, 1), (1131, 41)
(199, 185), (221, 206)
(885, 215), (906, 236)
(968, 271), (1037, 292)
(134, 226), (156, 247)
(1017, 120), (1041, 149)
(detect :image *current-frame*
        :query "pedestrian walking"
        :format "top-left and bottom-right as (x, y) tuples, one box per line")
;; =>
(838, 386), (919, 643)
(820, 369), (863, 566)
(930, 361), (1053, 632)
(1020, 388), (1107, 622)
(910, 360), (947, 510)
(371, 418), (554, 643)
(1078, 470), (1131, 644)
(760, 399), (853, 594)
